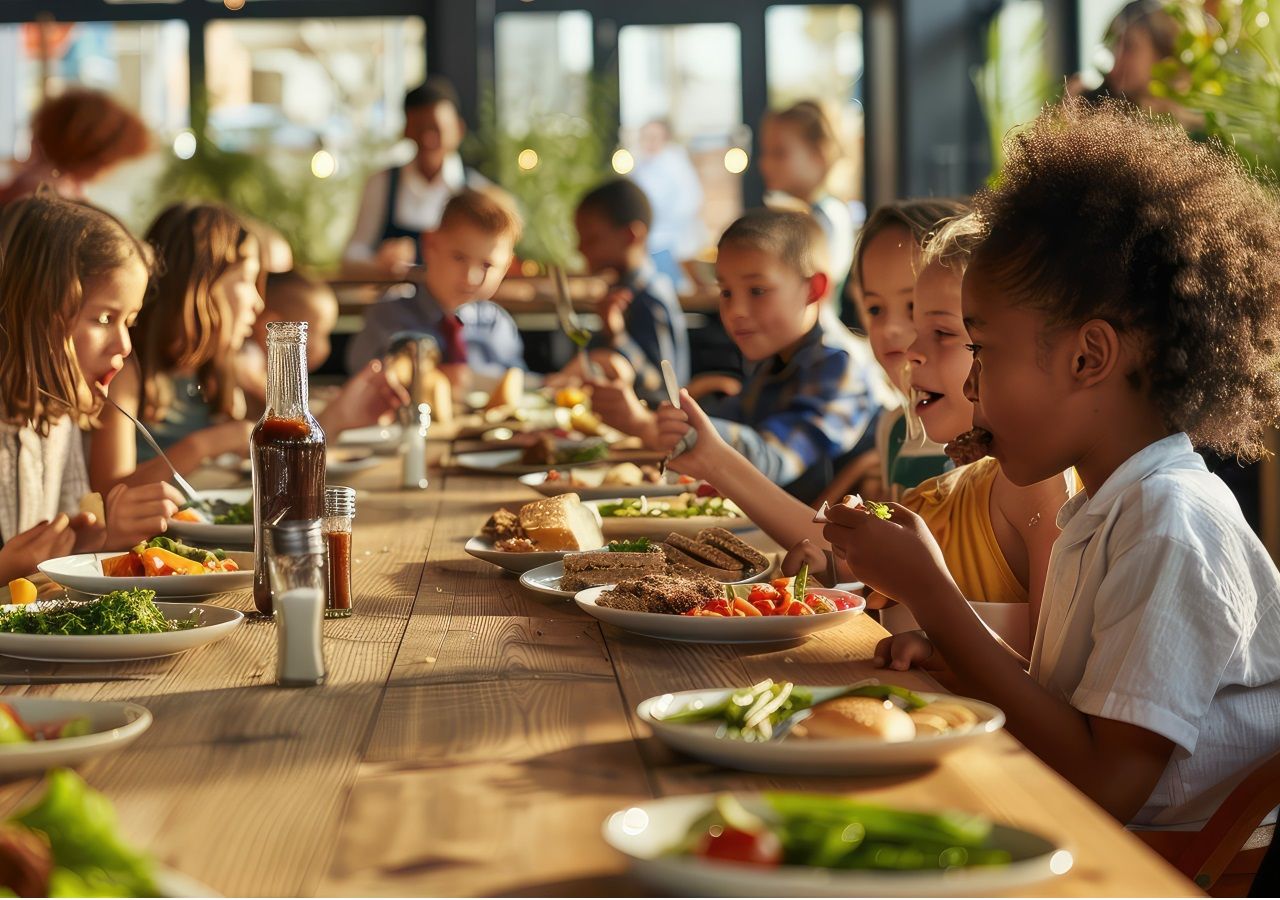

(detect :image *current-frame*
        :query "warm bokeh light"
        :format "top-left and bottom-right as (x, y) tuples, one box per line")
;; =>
(310, 149), (337, 179)
(724, 147), (749, 174)
(172, 130), (197, 160)
(611, 148), (635, 175)
(517, 148), (539, 170)
(224, 0), (245, 10)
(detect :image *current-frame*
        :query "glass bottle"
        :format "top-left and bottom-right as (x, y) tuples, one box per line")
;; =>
(267, 520), (327, 687)
(323, 486), (355, 618)
(251, 321), (326, 615)
(402, 402), (431, 490)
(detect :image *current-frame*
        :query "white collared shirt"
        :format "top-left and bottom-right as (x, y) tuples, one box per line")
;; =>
(1031, 433), (1280, 827)
(343, 155), (475, 263)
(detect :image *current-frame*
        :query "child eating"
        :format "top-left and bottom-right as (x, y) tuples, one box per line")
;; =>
(824, 99), (1280, 827)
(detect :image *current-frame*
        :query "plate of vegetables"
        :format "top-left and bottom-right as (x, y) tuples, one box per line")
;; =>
(574, 567), (864, 644)
(168, 488), (253, 547)
(0, 588), (242, 662)
(638, 680), (1005, 775)
(0, 698), (152, 776)
(603, 792), (1069, 897)
(39, 537), (253, 598)
(0, 768), (217, 897)
(587, 493), (753, 538)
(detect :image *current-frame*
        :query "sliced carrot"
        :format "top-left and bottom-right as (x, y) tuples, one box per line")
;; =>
(141, 547), (207, 576)
(732, 596), (763, 617)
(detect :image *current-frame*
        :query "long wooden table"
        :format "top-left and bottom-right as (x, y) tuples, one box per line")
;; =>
(0, 455), (1200, 897)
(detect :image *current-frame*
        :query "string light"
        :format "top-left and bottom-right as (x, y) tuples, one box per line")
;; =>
(172, 130), (197, 160)
(517, 148), (539, 170)
(723, 147), (749, 174)
(611, 148), (634, 175)
(310, 149), (337, 179)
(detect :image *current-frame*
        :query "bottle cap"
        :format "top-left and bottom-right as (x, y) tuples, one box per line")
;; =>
(324, 485), (356, 518)
(268, 519), (323, 556)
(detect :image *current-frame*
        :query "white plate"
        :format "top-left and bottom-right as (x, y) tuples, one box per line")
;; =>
(638, 686), (1006, 776)
(0, 697), (153, 775)
(38, 551), (255, 599)
(0, 602), (243, 662)
(520, 557), (775, 600)
(586, 499), (754, 539)
(463, 536), (607, 575)
(575, 586), (863, 644)
(337, 424), (403, 453)
(602, 794), (1070, 897)
(326, 450), (382, 476)
(165, 489), (254, 548)
(455, 448), (614, 476)
(518, 470), (695, 500)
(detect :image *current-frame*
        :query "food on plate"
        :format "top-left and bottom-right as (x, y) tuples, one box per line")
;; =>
(101, 537), (240, 578)
(812, 494), (892, 524)
(560, 542), (666, 591)
(481, 494), (604, 553)
(0, 768), (164, 896)
(77, 492), (105, 524)
(657, 678), (980, 743)
(544, 462), (675, 489)
(554, 387), (587, 408)
(664, 528), (771, 580)
(7, 579), (37, 606)
(944, 426), (993, 466)
(596, 574), (722, 614)
(0, 704), (90, 745)
(0, 588), (197, 635)
(486, 367), (525, 411)
(668, 793), (1010, 871)
(173, 497), (252, 526)
(597, 493), (743, 521)
(520, 434), (609, 467)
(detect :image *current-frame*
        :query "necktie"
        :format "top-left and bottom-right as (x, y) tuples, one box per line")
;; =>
(438, 314), (468, 365)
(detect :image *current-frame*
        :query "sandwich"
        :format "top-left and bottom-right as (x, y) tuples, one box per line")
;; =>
(518, 493), (603, 552)
(793, 696), (916, 742)
(561, 544), (665, 591)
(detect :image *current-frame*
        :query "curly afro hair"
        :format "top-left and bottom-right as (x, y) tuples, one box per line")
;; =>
(969, 97), (1280, 460)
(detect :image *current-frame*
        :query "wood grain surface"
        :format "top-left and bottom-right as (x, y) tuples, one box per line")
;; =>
(0, 453), (1200, 898)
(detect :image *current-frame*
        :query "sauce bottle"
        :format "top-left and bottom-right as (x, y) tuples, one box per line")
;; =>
(322, 486), (355, 618)
(251, 321), (326, 615)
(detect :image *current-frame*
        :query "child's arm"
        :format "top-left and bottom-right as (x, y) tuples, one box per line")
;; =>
(823, 502), (1177, 822)
(654, 391), (826, 550)
(601, 292), (681, 400)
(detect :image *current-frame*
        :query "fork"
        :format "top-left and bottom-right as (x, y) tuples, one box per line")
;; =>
(550, 266), (602, 380)
(93, 390), (204, 506)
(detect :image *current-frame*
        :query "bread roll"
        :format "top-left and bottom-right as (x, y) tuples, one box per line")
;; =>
(795, 696), (916, 742)
(486, 368), (524, 411)
(518, 493), (603, 552)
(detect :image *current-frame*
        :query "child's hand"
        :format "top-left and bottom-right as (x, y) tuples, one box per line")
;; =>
(103, 482), (184, 549)
(375, 237), (416, 276)
(873, 630), (935, 671)
(821, 500), (954, 607)
(598, 287), (634, 340)
(588, 377), (657, 446)
(781, 539), (831, 587)
(652, 390), (732, 481)
(199, 420), (255, 461)
(319, 360), (409, 434)
(0, 517), (78, 582)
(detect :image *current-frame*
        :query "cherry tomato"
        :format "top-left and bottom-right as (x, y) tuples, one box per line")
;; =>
(748, 585), (779, 604)
(787, 602), (813, 616)
(696, 483), (720, 498)
(770, 577), (790, 591)
(697, 825), (783, 867)
(751, 600), (775, 616)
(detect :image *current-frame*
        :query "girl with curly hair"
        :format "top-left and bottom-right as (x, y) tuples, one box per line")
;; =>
(823, 98), (1280, 828)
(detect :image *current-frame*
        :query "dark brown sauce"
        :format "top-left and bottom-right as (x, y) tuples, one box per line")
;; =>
(326, 531), (352, 611)
(251, 415), (325, 614)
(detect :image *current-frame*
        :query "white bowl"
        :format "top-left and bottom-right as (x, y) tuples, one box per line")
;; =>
(463, 536), (607, 575)
(585, 498), (754, 538)
(602, 794), (1070, 897)
(38, 551), (254, 599)
(165, 489), (254, 548)
(520, 556), (775, 600)
(518, 470), (695, 500)
(0, 697), (153, 775)
(0, 602), (243, 662)
(574, 586), (863, 644)
(638, 686), (1006, 775)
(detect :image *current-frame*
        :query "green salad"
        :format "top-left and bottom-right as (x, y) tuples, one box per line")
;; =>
(671, 793), (1010, 871)
(0, 589), (196, 636)
(597, 494), (741, 520)
(0, 768), (163, 897)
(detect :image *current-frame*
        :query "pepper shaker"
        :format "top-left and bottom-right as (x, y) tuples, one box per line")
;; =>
(266, 520), (327, 687)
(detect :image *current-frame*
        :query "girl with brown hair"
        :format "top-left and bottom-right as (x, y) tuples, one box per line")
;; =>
(0, 193), (183, 581)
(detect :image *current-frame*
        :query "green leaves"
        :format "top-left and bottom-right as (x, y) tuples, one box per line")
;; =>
(0, 590), (193, 636)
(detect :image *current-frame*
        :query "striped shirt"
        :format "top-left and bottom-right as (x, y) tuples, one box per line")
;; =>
(702, 315), (888, 489)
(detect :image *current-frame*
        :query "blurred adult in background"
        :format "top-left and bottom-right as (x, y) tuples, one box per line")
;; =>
(342, 77), (489, 282)
(630, 120), (704, 291)
(0, 88), (149, 206)
(1067, 0), (1199, 128)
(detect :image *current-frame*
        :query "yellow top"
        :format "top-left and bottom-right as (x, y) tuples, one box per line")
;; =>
(901, 456), (1027, 605)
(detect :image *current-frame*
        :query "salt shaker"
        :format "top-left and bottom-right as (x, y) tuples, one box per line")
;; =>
(267, 520), (327, 687)
(402, 402), (431, 490)
(323, 486), (355, 619)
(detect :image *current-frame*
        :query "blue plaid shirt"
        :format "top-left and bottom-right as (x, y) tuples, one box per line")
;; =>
(591, 261), (689, 407)
(703, 315), (886, 488)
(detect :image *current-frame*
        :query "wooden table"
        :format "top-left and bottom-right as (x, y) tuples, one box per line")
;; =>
(0, 456), (1199, 897)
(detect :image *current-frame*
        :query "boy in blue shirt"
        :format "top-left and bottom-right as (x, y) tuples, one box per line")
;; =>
(564, 179), (689, 406)
(347, 188), (524, 384)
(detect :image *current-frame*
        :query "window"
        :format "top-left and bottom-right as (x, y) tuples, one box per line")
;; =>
(765, 4), (865, 205)
(618, 23), (744, 256)
(495, 10), (593, 131)
(1078, 0), (1132, 87)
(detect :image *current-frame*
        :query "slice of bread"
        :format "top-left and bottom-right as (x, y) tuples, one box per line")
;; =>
(664, 533), (742, 572)
(660, 543), (742, 581)
(697, 527), (771, 574)
(518, 493), (603, 551)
